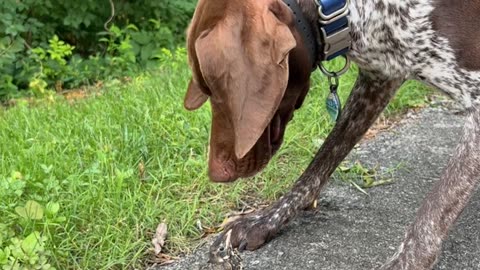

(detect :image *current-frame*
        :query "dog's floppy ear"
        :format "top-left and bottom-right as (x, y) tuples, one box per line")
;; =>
(194, 0), (296, 159)
(184, 79), (208, 111)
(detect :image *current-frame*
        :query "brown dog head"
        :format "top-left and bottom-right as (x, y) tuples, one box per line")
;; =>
(185, 0), (312, 182)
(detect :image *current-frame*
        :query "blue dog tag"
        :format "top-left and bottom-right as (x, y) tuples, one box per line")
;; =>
(326, 86), (341, 122)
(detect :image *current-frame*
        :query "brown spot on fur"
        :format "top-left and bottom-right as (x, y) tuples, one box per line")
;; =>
(431, 0), (480, 71)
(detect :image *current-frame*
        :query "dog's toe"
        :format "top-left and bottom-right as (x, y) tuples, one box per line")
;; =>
(213, 213), (281, 252)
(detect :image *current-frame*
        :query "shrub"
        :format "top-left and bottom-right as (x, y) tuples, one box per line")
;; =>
(0, 0), (197, 100)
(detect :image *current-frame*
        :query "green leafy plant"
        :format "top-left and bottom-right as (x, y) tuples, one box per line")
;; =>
(0, 169), (65, 270)
(0, 0), (197, 100)
(30, 35), (75, 92)
(335, 161), (395, 194)
(0, 232), (56, 270)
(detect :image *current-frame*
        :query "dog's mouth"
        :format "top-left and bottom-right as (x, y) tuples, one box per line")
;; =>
(235, 112), (287, 178)
(269, 113), (283, 153)
(208, 112), (287, 183)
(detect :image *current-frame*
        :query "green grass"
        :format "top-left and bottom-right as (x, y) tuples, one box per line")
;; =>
(0, 50), (433, 269)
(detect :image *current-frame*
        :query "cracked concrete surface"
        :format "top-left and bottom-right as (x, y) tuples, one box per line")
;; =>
(157, 107), (480, 270)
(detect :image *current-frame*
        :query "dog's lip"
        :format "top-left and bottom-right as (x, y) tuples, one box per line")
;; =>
(268, 113), (283, 154)
(271, 114), (281, 143)
(208, 153), (238, 183)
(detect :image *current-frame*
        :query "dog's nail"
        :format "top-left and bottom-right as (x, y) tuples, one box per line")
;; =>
(212, 233), (225, 250)
(238, 241), (248, 252)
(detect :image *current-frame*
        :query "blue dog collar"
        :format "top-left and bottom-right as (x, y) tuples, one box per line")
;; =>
(315, 0), (351, 61)
(282, 0), (352, 70)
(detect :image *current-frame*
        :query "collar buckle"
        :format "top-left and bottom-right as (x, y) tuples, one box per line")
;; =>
(321, 25), (351, 60)
(315, 0), (351, 61)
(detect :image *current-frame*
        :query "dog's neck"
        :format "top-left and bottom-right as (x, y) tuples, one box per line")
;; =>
(320, 0), (437, 78)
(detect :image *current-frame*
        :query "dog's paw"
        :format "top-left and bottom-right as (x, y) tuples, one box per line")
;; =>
(212, 212), (281, 252)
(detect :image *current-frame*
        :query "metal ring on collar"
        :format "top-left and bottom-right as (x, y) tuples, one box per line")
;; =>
(319, 55), (351, 78)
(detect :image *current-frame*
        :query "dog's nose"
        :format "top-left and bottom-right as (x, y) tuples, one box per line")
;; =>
(208, 159), (237, 183)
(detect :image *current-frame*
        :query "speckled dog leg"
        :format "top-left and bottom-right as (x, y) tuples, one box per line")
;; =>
(211, 71), (404, 252)
(380, 107), (480, 270)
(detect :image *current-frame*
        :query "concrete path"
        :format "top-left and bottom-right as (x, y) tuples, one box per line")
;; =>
(158, 107), (480, 270)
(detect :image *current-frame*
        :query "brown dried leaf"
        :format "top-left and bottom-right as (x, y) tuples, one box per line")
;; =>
(149, 253), (179, 265)
(158, 254), (177, 266)
(152, 222), (168, 255)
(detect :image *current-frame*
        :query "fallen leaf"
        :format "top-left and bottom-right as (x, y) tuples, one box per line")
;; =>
(148, 253), (179, 265)
(158, 253), (178, 265)
(152, 222), (167, 255)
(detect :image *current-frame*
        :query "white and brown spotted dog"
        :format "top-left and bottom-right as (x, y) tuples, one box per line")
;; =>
(184, 0), (480, 269)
